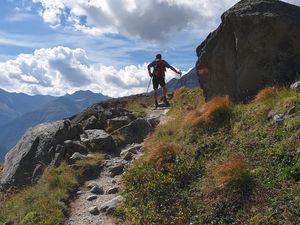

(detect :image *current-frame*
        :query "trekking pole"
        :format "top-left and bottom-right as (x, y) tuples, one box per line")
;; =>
(146, 76), (152, 93)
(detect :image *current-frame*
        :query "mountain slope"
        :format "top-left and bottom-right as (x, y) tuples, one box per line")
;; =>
(0, 91), (110, 160)
(121, 87), (300, 224)
(0, 88), (56, 126)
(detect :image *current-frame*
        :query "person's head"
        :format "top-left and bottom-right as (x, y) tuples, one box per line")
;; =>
(156, 54), (162, 59)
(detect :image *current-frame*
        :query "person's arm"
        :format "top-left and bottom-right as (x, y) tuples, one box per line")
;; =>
(164, 60), (181, 74)
(169, 65), (181, 74)
(147, 62), (154, 77)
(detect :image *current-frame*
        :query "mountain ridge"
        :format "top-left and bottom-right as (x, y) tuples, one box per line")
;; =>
(0, 90), (110, 161)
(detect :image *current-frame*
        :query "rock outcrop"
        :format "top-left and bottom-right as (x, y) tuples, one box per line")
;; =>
(0, 120), (81, 188)
(196, 0), (300, 101)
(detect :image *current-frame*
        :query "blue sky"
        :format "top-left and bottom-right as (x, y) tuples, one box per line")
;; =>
(0, 0), (299, 97)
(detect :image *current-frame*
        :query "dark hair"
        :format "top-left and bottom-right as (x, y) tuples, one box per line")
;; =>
(156, 54), (162, 59)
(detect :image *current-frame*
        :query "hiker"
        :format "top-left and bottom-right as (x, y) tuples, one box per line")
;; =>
(147, 53), (181, 108)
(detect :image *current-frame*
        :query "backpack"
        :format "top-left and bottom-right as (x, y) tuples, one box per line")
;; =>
(154, 60), (166, 77)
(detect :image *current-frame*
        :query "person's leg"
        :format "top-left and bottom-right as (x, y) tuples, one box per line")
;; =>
(160, 77), (169, 106)
(153, 76), (159, 108)
(154, 88), (158, 107)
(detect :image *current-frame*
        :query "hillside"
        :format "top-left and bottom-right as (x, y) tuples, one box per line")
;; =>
(0, 87), (299, 224)
(120, 87), (300, 224)
(0, 91), (110, 161)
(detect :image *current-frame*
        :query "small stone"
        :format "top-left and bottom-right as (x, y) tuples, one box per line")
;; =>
(86, 195), (98, 201)
(89, 206), (100, 215)
(107, 187), (119, 194)
(109, 163), (125, 177)
(87, 182), (97, 188)
(76, 190), (83, 195)
(123, 151), (133, 161)
(273, 114), (285, 125)
(91, 185), (104, 195)
(70, 152), (88, 161)
(100, 196), (123, 214)
(112, 180), (117, 185)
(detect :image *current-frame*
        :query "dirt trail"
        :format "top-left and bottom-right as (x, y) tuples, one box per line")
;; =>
(66, 108), (169, 225)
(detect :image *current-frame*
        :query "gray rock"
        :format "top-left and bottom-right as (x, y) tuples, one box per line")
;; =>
(109, 163), (125, 177)
(64, 140), (87, 155)
(196, 0), (300, 102)
(80, 129), (117, 154)
(147, 116), (160, 128)
(70, 152), (89, 162)
(86, 195), (98, 201)
(76, 190), (83, 195)
(107, 186), (119, 194)
(273, 114), (285, 125)
(50, 145), (65, 167)
(89, 206), (100, 215)
(115, 119), (152, 145)
(90, 185), (104, 195)
(122, 151), (133, 161)
(100, 196), (123, 214)
(290, 81), (300, 92)
(0, 120), (81, 188)
(83, 115), (106, 130)
(31, 164), (44, 183)
(120, 143), (143, 158)
(107, 116), (132, 131)
(87, 182), (97, 188)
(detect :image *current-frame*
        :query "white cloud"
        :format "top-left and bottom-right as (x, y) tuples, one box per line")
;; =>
(0, 46), (181, 97)
(31, 0), (240, 41)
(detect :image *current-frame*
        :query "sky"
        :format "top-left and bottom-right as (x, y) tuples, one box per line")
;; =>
(0, 0), (299, 97)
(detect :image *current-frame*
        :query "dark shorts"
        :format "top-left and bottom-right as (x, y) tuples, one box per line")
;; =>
(153, 76), (166, 89)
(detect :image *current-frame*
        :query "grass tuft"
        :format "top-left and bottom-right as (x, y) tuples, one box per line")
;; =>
(184, 96), (232, 127)
(206, 154), (252, 192)
(145, 142), (182, 168)
(254, 87), (276, 102)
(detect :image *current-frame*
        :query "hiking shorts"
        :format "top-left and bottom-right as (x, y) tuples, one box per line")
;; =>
(152, 76), (166, 89)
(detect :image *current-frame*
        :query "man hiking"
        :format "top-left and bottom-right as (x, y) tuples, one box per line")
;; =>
(147, 53), (181, 108)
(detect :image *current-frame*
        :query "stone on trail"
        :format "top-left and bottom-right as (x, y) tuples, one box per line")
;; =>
(90, 185), (104, 195)
(100, 196), (124, 214)
(89, 206), (100, 215)
(86, 195), (98, 201)
(107, 186), (119, 195)
(109, 163), (125, 177)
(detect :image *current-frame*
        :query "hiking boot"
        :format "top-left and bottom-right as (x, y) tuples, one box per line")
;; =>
(163, 97), (170, 107)
(155, 100), (159, 108)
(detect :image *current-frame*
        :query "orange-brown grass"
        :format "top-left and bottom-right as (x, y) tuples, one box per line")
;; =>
(184, 96), (231, 127)
(202, 154), (248, 194)
(145, 142), (182, 168)
(254, 87), (275, 102)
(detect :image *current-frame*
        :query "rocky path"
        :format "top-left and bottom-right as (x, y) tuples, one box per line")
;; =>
(66, 108), (169, 225)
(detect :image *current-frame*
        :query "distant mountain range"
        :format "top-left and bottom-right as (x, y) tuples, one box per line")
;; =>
(0, 89), (56, 126)
(0, 89), (110, 161)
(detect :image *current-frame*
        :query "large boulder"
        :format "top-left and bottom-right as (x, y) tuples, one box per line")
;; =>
(0, 120), (81, 188)
(196, 0), (300, 102)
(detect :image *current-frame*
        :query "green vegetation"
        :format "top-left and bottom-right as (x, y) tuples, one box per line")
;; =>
(0, 154), (103, 225)
(120, 87), (300, 225)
